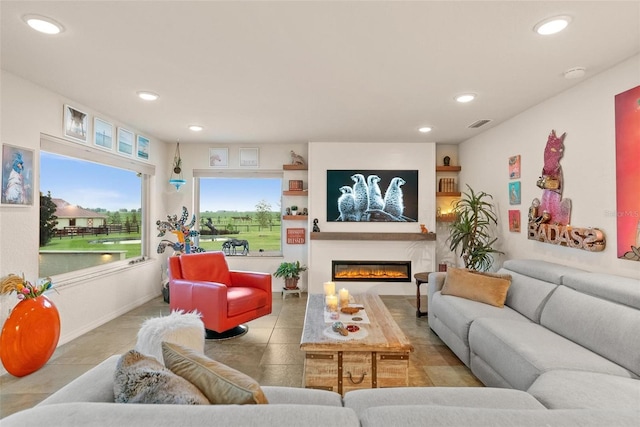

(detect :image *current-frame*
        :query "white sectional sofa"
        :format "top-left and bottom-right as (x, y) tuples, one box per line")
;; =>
(3, 258), (639, 426)
(428, 259), (640, 410)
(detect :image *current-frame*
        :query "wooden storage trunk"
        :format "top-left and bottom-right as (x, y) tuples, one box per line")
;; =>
(304, 350), (410, 395)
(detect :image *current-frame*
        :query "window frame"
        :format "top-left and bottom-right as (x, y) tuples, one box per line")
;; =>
(39, 133), (154, 284)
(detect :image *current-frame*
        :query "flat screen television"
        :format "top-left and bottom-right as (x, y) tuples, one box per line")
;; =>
(326, 170), (418, 222)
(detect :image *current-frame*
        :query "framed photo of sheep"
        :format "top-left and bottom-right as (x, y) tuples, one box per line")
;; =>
(326, 170), (419, 222)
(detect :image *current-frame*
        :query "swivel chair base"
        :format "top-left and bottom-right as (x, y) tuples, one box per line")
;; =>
(205, 325), (248, 340)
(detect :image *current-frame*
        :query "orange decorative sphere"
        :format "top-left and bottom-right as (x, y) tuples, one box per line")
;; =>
(0, 295), (60, 377)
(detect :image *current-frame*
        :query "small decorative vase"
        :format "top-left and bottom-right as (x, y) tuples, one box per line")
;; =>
(0, 295), (61, 377)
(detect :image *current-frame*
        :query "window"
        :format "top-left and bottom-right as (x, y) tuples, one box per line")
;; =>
(39, 134), (153, 277)
(196, 175), (282, 256)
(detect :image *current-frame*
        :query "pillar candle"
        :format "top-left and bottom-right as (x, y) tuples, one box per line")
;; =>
(325, 294), (338, 312)
(339, 288), (349, 307)
(324, 281), (335, 296)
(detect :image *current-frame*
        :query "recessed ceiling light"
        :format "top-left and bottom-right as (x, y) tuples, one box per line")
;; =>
(534, 15), (572, 35)
(188, 125), (203, 132)
(23, 15), (64, 34)
(137, 91), (159, 101)
(418, 127), (432, 133)
(455, 93), (476, 103)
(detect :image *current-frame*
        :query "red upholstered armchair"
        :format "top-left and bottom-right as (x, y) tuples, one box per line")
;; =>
(169, 251), (272, 339)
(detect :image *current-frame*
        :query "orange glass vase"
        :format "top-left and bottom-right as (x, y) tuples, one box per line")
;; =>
(0, 295), (60, 377)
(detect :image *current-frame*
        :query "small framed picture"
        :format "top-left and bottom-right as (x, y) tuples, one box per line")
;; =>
(93, 117), (113, 150)
(209, 148), (229, 167)
(509, 155), (521, 179)
(136, 135), (150, 160)
(509, 181), (521, 205)
(117, 127), (134, 156)
(239, 147), (259, 167)
(1, 144), (35, 206)
(508, 210), (521, 232)
(63, 104), (89, 142)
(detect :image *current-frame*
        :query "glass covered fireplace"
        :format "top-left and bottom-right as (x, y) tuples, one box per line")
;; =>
(332, 260), (411, 282)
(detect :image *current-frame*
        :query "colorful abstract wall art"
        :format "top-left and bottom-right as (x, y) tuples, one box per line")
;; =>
(615, 85), (640, 261)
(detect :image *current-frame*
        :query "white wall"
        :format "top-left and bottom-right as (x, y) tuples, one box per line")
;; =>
(308, 142), (437, 295)
(458, 54), (640, 279)
(0, 71), (167, 375)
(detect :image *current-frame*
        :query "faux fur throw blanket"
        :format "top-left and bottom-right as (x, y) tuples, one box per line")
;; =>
(113, 349), (209, 404)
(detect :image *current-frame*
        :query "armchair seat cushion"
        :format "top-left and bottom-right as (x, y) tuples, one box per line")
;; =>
(228, 287), (269, 317)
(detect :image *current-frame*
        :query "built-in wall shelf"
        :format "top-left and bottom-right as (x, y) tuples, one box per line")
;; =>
(283, 164), (308, 170)
(310, 232), (436, 241)
(282, 215), (307, 220)
(436, 191), (461, 197)
(283, 190), (308, 196)
(436, 166), (461, 172)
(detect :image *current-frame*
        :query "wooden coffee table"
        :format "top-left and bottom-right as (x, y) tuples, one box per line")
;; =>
(300, 293), (413, 395)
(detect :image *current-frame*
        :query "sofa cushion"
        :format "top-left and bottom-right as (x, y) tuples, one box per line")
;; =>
(261, 386), (343, 406)
(468, 318), (634, 390)
(38, 355), (120, 406)
(441, 267), (511, 307)
(2, 402), (362, 427)
(500, 269), (558, 322)
(113, 349), (209, 404)
(162, 341), (268, 405)
(502, 259), (584, 285)
(343, 387), (544, 418)
(527, 370), (640, 409)
(430, 291), (529, 351)
(562, 272), (640, 310)
(358, 406), (640, 427)
(540, 285), (640, 377)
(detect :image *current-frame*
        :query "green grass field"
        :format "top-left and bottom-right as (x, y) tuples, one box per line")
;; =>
(43, 211), (284, 257)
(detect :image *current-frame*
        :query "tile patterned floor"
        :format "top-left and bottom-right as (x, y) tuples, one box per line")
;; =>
(0, 293), (481, 418)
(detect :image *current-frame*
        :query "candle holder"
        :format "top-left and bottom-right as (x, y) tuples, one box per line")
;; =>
(325, 294), (339, 319)
(324, 281), (336, 297)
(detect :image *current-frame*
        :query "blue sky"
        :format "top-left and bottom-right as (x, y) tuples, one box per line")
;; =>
(40, 152), (282, 212)
(40, 152), (141, 211)
(200, 178), (281, 212)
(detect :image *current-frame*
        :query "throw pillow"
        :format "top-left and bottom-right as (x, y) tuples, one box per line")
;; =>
(441, 267), (512, 308)
(113, 349), (209, 404)
(162, 341), (268, 405)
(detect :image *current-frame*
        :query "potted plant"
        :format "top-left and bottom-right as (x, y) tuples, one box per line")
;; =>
(274, 260), (307, 289)
(290, 205), (298, 215)
(447, 185), (503, 271)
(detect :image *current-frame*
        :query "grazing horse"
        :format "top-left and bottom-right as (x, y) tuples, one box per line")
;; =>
(222, 238), (249, 255)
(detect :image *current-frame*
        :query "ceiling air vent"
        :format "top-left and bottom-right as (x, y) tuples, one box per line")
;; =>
(468, 119), (492, 129)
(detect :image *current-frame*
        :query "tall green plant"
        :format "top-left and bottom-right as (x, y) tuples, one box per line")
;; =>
(447, 185), (503, 271)
(39, 191), (58, 247)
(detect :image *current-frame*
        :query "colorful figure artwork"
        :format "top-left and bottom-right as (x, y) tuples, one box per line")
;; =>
(1, 145), (34, 206)
(156, 206), (205, 255)
(531, 130), (571, 225)
(615, 85), (640, 261)
(527, 130), (605, 252)
(509, 181), (521, 205)
(508, 210), (521, 232)
(508, 155), (521, 179)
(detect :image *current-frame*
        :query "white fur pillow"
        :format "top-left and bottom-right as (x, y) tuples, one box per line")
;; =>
(113, 349), (209, 404)
(135, 310), (205, 364)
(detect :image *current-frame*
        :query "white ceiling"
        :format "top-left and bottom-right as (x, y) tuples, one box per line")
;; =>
(2, 1), (639, 145)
